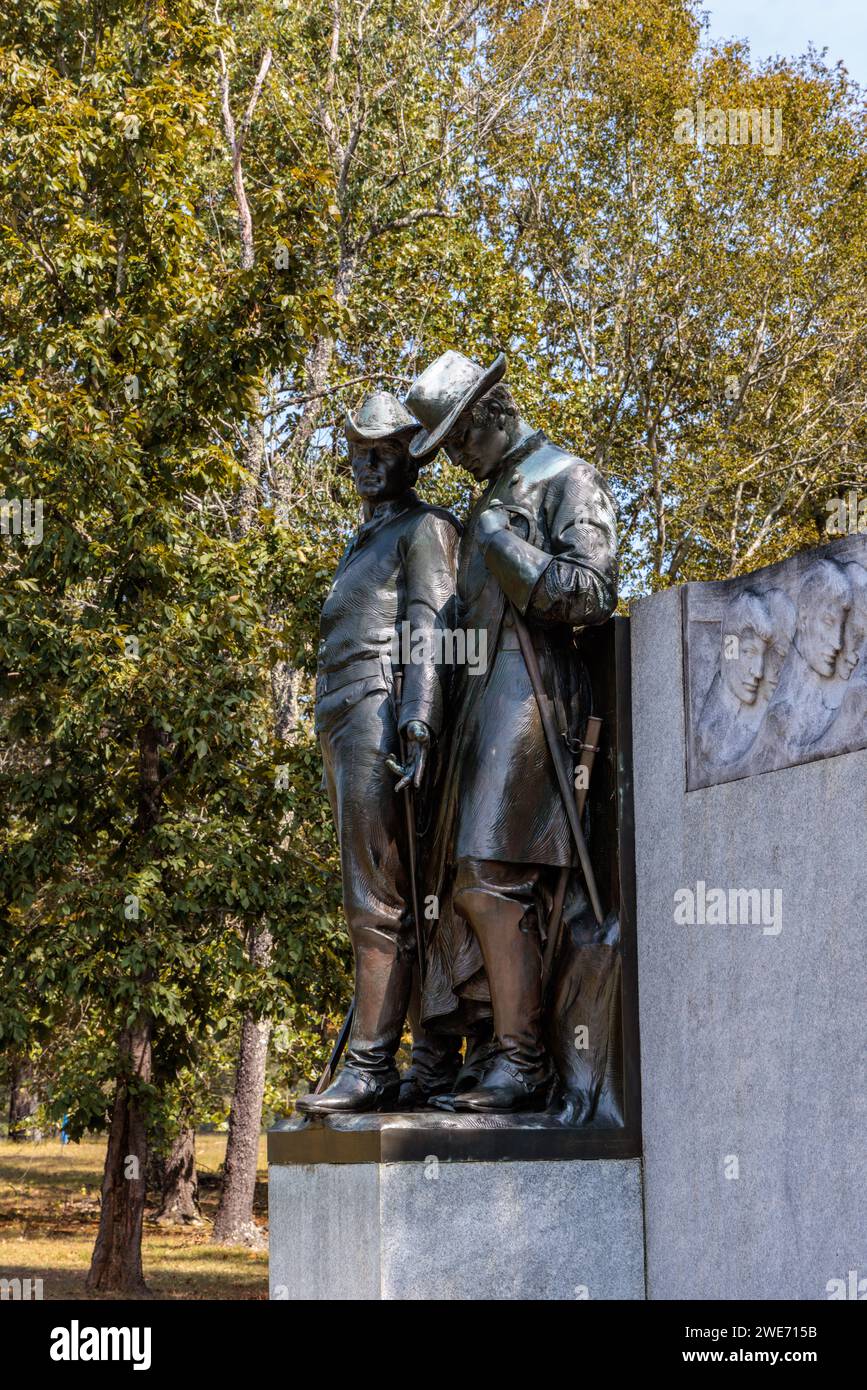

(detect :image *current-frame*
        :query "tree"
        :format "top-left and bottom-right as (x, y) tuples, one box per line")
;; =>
(0, 0), (328, 1290)
(6, 1052), (37, 1140)
(151, 1125), (202, 1226)
(475, 0), (867, 590)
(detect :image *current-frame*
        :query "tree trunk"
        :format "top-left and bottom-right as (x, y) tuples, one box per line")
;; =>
(87, 718), (161, 1293)
(86, 1020), (153, 1295)
(270, 663), (301, 742)
(236, 410), (265, 529)
(146, 1145), (165, 1200)
(8, 1056), (37, 1141)
(152, 1126), (202, 1225)
(211, 926), (273, 1248)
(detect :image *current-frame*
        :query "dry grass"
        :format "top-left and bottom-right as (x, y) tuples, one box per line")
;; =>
(0, 1133), (268, 1300)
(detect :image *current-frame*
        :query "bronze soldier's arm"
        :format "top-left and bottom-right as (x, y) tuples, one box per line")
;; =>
(397, 510), (461, 736)
(479, 466), (618, 627)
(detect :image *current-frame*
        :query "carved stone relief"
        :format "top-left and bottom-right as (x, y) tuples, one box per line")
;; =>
(684, 534), (867, 789)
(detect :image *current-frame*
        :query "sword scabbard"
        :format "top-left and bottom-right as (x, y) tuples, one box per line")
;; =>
(574, 714), (602, 820)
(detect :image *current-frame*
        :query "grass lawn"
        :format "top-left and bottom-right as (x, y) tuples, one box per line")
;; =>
(0, 1133), (268, 1300)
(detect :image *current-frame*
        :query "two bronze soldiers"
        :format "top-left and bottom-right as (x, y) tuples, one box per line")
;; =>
(296, 352), (619, 1116)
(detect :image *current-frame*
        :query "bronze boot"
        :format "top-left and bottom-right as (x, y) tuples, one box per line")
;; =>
(450, 891), (550, 1113)
(397, 1039), (463, 1109)
(295, 930), (412, 1115)
(397, 969), (462, 1109)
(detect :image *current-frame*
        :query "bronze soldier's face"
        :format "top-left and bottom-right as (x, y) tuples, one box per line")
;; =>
(350, 438), (412, 502)
(445, 408), (511, 481)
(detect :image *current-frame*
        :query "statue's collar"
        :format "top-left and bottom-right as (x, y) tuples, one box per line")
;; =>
(349, 490), (419, 553)
(496, 429), (546, 476)
(362, 489), (418, 525)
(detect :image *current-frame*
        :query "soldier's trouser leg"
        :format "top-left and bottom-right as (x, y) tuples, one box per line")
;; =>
(398, 971), (463, 1108)
(296, 685), (414, 1115)
(456, 1027), (498, 1089)
(450, 858), (551, 1111)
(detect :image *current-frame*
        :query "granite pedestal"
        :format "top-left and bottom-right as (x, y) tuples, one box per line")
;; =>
(268, 1115), (645, 1301)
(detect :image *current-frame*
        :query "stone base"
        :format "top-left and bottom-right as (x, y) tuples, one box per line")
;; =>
(268, 1149), (645, 1301)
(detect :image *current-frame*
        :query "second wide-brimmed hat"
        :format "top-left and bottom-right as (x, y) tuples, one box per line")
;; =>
(344, 390), (420, 444)
(406, 350), (507, 460)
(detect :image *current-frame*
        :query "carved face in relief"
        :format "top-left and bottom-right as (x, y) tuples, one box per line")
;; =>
(837, 615), (865, 679)
(763, 642), (787, 697)
(721, 628), (767, 704)
(795, 560), (852, 679)
(837, 562), (867, 679)
(762, 590), (796, 697)
(720, 591), (773, 705)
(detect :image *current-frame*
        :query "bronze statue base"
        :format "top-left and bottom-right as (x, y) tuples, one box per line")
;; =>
(268, 1112), (638, 1165)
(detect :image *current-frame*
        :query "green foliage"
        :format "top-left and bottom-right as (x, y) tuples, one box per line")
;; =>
(0, 0), (344, 1125)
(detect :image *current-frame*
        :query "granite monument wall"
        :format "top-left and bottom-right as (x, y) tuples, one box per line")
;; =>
(632, 533), (867, 1300)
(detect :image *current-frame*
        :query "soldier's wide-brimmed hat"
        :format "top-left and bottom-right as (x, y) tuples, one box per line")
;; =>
(344, 390), (419, 445)
(406, 350), (507, 461)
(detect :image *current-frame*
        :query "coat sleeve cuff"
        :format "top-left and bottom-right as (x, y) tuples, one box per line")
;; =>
(397, 696), (441, 738)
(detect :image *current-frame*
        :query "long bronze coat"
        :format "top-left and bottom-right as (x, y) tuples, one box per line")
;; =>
(422, 431), (618, 1028)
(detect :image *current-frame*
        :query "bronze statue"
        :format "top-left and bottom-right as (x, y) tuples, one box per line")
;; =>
(295, 392), (462, 1114)
(398, 351), (619, 1112)
(298, 357), (621, 1120)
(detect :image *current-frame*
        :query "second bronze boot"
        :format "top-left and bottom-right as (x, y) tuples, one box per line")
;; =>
(450, 879), (551, 1112)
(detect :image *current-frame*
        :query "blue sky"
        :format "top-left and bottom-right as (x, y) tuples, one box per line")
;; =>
(702, 0), (866, 87)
